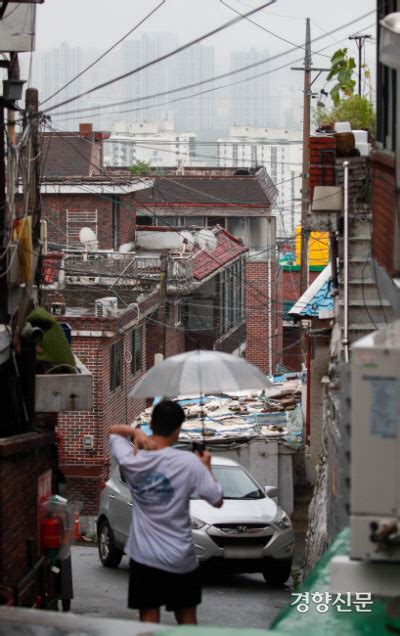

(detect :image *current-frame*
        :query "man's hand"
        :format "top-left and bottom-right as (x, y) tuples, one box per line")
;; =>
(109, 425), (156, 452)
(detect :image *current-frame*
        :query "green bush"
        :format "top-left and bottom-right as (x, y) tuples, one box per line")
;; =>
(130, 160), (151, 176)
(315, 95), (376, 134)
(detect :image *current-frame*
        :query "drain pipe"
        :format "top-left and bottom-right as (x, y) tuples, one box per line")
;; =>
(343, 161), (350, 363)
(268, 256), (273, 377)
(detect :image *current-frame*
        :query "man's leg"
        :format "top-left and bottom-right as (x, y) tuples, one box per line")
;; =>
(174, 607), (197, 625)
(139, 608), (160, 623)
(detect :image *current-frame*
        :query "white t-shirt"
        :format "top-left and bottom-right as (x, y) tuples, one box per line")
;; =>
(109, 435), (223, 573)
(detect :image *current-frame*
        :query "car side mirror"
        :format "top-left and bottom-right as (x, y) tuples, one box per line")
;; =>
(265, 485), (278, 498)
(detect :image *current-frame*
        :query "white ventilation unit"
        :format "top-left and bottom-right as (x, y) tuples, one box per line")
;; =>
(95, 297), (118, 317)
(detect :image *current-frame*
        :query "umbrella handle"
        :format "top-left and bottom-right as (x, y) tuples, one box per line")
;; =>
(192, 441), (205, 454)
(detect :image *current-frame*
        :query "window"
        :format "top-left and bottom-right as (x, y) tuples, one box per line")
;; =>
(219, 260), (245, 335)
(175, 303), (182, 327)
(184, 216), (205, 227)
(377, 1), (398, 151)
(110, 340), (122, 391)
(131, 328), (142, 375)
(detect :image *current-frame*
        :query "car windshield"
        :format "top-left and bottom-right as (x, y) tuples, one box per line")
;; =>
(193, 465), (264, 500)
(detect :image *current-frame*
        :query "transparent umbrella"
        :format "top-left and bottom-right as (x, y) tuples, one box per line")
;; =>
(129, 349), (272, 398)
(129, 350), (272, 448)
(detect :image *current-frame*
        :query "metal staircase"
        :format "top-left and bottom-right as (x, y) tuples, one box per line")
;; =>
(337, 212), (393, 345)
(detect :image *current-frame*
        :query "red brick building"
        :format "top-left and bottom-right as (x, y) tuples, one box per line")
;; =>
(33, 124), (153, 252)
(54, 295), (157, 518)
(134, 167), (281, 373)
(44, 225), (249, 517)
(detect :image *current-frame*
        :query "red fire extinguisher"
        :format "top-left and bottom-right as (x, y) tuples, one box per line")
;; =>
(40, 516), (63, 550)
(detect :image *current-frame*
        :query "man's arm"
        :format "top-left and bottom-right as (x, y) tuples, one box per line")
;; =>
(109, 425), (156, 451)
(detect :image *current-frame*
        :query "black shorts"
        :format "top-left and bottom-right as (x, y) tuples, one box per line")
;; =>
(128, 559), (202, 612)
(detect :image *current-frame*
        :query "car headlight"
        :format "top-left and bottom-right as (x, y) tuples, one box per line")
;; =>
(190, 516), (206, 530)
(274, 511), (291, 530)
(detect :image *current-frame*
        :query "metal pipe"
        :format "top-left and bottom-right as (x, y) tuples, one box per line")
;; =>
(343, 161), (350, 363)
(305, 332), (312, 445)
(268, 256), (273, 377)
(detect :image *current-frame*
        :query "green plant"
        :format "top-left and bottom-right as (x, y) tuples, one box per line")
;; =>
(130, 160), (151, 176)
(327, 48), (356, 107)
(315, 95), (375, 134)
(314, 46), (376, 133)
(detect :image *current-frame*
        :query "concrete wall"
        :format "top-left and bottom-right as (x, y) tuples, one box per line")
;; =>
(207, 438), (295, 516)
(306, 335), (331, 484)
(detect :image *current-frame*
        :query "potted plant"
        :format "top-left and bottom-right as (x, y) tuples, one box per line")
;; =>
(315, 48), (376, 142)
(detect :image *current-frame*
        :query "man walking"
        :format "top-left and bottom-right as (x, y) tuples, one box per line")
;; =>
(109, 399), (223, 625)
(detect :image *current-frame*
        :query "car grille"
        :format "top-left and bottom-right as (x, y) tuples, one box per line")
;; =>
(210, 536), (270, 549)
(213, 523), (270, 533)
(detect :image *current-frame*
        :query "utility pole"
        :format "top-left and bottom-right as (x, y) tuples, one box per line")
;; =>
(25, 88), (40, 245)
(349, 34), (372, 96)
(0, 94), (7, 324)
(157, 252), (168, 359)
(7, 53), (19, 146)
(292, 19), (330, 295)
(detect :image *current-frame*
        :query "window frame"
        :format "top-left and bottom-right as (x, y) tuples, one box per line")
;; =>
(131, 327), (142, 376)
(110, 340), (123, 392)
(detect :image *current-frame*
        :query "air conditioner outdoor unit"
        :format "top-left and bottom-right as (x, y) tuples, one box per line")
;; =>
(95, 297), (118, 317)
(350, 319), (400, 563)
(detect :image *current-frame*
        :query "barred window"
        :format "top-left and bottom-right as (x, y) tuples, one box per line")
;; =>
(110, 341), (122, 391)
(131, 328), (142, 376)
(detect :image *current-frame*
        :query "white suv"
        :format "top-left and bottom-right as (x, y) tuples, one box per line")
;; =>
(97, 456), (294, 585)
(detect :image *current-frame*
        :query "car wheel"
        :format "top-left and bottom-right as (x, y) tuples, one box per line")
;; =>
(262, 559), (292, 586)
(97, 518), (123, 568)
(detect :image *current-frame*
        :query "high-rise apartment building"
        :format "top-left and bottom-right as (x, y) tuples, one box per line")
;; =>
(217, 126), (302, 238)
(230, 48), (271, 128)
(103, 119), (197, 168)
(173, 44), (215, 133)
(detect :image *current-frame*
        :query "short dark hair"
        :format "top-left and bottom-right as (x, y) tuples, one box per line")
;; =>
(151, 400), (185, 437)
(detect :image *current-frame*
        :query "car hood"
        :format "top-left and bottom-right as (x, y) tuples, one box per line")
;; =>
(190, 497), (279, 526)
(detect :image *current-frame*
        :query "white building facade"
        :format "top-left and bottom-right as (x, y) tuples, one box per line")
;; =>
(217, 127), (302, 238)
(103, 120), (198, 168)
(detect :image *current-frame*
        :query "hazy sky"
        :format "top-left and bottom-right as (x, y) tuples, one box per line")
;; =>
(29, 0), (377, 131)
(35, 0), (376, 62)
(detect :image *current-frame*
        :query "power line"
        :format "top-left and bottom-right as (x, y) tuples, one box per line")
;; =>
(50, 10), (376, 121)
(40, 1), (167, 107)
(48, 10), (375, 121)
(219, 0), (331, 59)
(43, 1), (277, 115)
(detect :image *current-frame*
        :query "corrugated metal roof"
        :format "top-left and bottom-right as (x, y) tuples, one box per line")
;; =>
(289, 264), (334, 318)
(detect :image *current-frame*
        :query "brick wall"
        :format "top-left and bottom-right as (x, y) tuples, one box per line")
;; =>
(0, 432), (56, 604)
(280, 269), (321, 303)
(35, 192), (136, 250)
(309, 135), (336, 202)
(245, 260), (280, 374)
(146, 303), (186, 370)
(57, 309), (147, 514)
(371, 151), (396, 277)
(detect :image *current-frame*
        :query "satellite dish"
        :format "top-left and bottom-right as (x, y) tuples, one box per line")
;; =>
(79, 227), (99, 251)
(180, 230), (195, 251)
(196, 229), (218, 253)
(119, 242), (135, 253)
